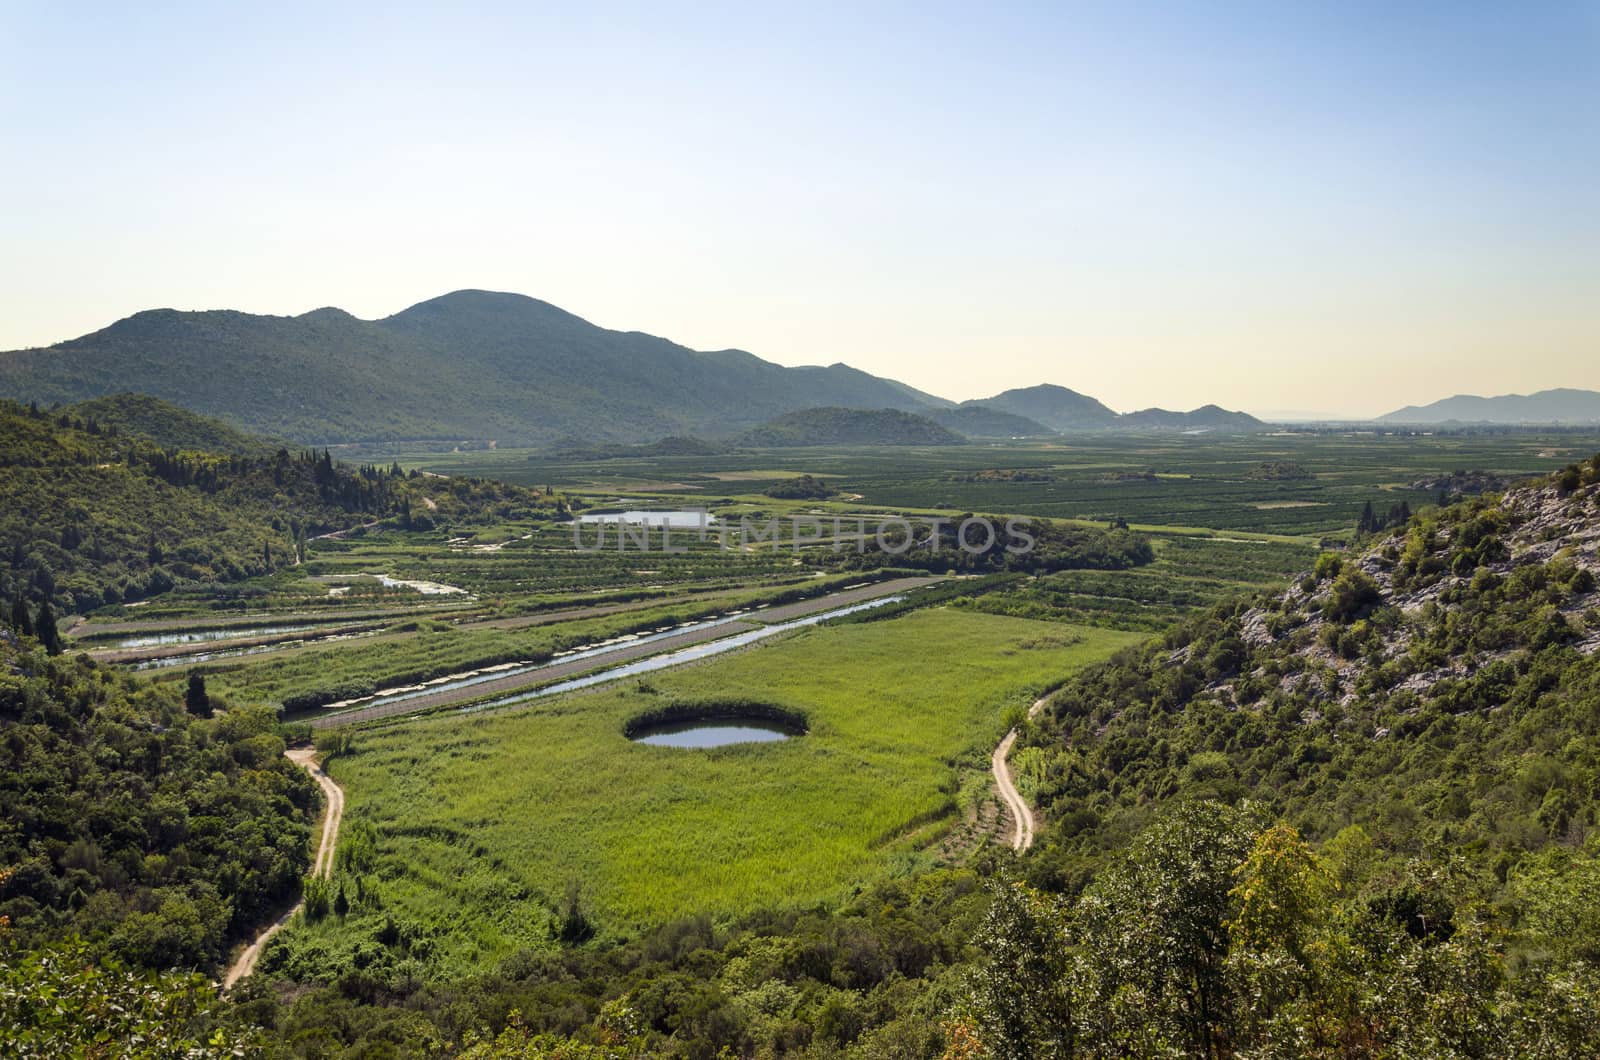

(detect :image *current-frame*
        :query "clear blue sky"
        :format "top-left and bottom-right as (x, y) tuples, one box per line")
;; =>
(2, 2), (1595, 416)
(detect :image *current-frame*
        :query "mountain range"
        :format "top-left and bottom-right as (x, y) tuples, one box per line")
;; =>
(1379, 388), (1600, 425)
(0, 290), (1265, 444)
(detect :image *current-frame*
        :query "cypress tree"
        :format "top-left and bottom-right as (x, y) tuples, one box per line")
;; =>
(185, 670), (212, 717)
(35, 601), (62, 655)
(10, 593), (33, 637)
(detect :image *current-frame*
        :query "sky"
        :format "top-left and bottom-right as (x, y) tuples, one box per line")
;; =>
(1, 2), (1596, 418)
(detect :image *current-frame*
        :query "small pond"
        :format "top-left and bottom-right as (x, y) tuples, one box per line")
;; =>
(629, 720), (796, 748)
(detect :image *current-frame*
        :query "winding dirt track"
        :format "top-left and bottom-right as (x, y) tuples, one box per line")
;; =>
(222, 748), (343, 991)
(992, 696), (1049, 852)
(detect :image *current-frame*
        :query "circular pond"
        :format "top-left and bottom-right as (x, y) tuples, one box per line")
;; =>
(624, 702), (807, 748)
(630, 720), (794, 748)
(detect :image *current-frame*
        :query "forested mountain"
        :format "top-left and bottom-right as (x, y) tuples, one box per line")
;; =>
(927, 404), (1054, 438)
(972, 384), (1119, 430)
(0, 399), (560, 613)
(737, 407), (965, 447)
(0, 291), (948, 444)
(966, 455), (1600, 1054)
(1380, 387), (1600, 424)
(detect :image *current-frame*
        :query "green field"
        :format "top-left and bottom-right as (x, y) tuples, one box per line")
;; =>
(262, 608), (1142, 976)
(379, 429), (1600, 535)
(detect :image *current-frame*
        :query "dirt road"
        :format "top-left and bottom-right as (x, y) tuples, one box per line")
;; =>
(992, 695), (1049, 852)
(222, 747), (343, 990)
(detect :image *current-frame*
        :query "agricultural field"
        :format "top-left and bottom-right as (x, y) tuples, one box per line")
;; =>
(382, 429), (1600, 535)
(259, 607), (1143, 978)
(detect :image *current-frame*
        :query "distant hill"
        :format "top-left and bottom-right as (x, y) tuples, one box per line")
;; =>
(973, 384), (1118, 430)
(1379, 388), (1600, 424)
(64, 393), (276, 454)
(0, 291), (948, 445)
(1120, 404), (1264, 431)
(927, 404), (1054, 438)
(738, 407), (965, 447)
(971, 385), (1261, 432)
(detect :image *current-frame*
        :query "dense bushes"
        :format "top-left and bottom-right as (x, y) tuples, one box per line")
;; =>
(0, 933), (262, 1056)
(0, 635), (316, 971)
(239, 869), (989, 1057)
(762, 475), (836, 500)
(960, 804), (1600, 1058)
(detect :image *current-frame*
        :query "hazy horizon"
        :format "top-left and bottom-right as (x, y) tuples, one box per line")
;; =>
(3, 3), (1596, 419)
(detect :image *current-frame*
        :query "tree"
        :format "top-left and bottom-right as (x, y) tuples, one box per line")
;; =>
(185, 670), (211, 717)
(333, 881), (349, 918)
(966, 878), (1076, 1059)
(1357, 500), (1376, 534)
(0, 935), (259, 1057)
(9, 592), (33, 637)
(558, 879), (594, 943)
(1074, 801), (1255, 1056)
(303, 876), (331, 921)
(35, 600), (62, 655)
(1228, 824), (1330, 960)
(1326, 568), (1382, 621)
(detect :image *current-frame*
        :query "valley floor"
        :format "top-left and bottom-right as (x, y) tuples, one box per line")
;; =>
(259, 608), (1139, 978)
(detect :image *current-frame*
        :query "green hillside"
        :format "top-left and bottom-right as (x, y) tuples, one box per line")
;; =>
(0, 399), (559, 613)
(963, 456), (1600, 1053)
(65, 392), (278, 453)
(1025, 455), (1600, 873)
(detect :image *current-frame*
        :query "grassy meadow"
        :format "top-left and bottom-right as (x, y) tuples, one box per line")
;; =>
(264, 607), (1142, 976)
